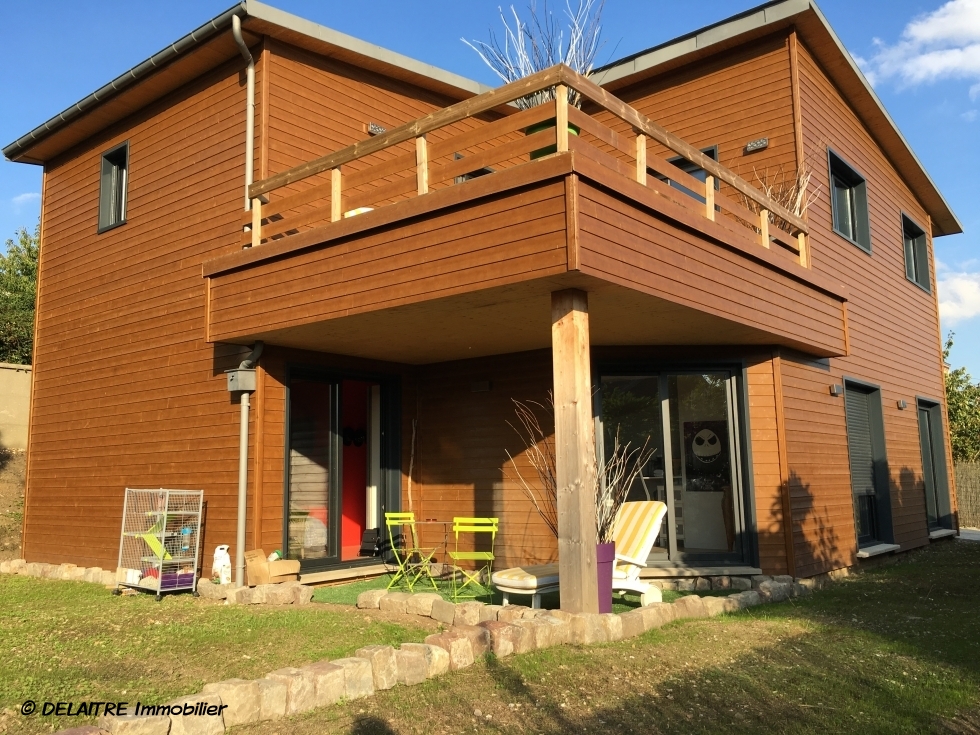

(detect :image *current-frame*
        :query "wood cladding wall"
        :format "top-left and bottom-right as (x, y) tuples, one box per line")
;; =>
(411, 351), (559, 570)
(594, 35), (800, 217)
(794, 40), (948, 560)
(208, 181), (570, 342)
(575, 180), (846, 356)
(21, 37), (498, 570)
(604, 30), (950, 575)
(25, 56), (255, 568)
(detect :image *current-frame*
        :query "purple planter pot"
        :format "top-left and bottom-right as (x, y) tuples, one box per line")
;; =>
(596, 542), (615, 613)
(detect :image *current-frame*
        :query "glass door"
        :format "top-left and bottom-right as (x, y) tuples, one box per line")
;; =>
(286, 374), (338, 563)
(599, 370), (745, 565)
(666, 373), (742, 562)
(285, 373), (385, 567)
(599, 376), (669, 561)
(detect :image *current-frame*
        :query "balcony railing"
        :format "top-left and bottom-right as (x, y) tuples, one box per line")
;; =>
(243, 64), (810, 267)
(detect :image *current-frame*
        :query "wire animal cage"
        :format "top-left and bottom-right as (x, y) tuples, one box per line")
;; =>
(115, 488), (204, 600)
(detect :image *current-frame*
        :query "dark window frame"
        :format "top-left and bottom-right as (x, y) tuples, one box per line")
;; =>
(655, 145), (720, 205)
(843, 377), (894, 547)
(282, 363), (401, 574)
(827, 148), (871, 252)
(916, 397), (953, 530)
(902, 212), (931, 293)
(98, 141), (129, 233)
(593, 356), (757, 569)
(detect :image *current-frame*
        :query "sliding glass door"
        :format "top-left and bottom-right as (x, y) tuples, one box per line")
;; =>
(285, 371), (389, 568)
(599, 370), (746, 565)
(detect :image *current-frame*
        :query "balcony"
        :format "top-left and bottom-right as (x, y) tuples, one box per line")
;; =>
(202, 65), (847, 364)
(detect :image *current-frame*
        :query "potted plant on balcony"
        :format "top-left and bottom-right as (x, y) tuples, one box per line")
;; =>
(506, 395), (653, 612)
(464, 0), (605, 158)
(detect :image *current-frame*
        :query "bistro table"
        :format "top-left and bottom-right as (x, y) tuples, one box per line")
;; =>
(412, 519), (454, 577)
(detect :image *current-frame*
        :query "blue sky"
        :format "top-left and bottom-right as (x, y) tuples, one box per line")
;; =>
(1, 0), (978, 373)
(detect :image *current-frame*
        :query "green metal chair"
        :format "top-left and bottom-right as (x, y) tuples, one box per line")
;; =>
(448, 517), (498, 601)
(384, 512), (438, 592)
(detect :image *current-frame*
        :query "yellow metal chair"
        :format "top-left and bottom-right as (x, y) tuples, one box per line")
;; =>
(384, 512), (438, 592)
(448, 517), (498, 601)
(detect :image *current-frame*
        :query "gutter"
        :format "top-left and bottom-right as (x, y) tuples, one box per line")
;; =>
(232, 14), (255, 212)
(2, 3), (246, 163)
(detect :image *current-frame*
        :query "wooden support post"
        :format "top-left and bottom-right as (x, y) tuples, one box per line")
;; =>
(330, 167), (342, 222)
(798, 232), (808, 267)
(555, 85), (569, 153)
(704, 175), (715, 221)
(416, 135), (429, 195)
(551, 289), (599, 614)
(250, 198), (261, 248)
(760, 209), (770, 248)
(635, 133), (647, 184)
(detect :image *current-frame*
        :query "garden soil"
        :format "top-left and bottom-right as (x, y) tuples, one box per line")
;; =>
(0, 448), (24, 561)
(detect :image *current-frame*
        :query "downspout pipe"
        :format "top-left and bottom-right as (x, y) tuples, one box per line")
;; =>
(233, 341), (263, 588)
(232, 14), (255, 212)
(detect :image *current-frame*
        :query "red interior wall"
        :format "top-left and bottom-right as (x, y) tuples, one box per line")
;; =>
(341, 380), (368, 560)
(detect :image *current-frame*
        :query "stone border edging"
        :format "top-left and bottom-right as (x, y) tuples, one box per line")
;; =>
(2, 562), (818, 735)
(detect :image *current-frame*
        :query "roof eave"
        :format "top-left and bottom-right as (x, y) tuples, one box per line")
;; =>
(3, 0), (490, 166)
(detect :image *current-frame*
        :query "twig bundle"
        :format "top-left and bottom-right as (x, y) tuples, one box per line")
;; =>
(734, 155), (822, 234)
(506, 397), (559, 538)
(506, 395), (655, 545)
(463, 0), (605, 109)
(596, 430), (655, 544)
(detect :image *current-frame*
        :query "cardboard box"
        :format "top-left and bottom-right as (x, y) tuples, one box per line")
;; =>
(245, 549), (301, 586)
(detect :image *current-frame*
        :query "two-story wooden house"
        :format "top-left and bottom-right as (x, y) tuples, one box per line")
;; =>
(4, 0), (961, 611)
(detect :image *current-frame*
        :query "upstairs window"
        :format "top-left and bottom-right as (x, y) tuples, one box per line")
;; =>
(654, 146), (718, 204)
(903, 214), (930, 291)
(99, 142), (128, 232)
(828, 150), (870, 251)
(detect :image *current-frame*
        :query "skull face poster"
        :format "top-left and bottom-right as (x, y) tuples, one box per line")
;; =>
(683, 420), (731, 492)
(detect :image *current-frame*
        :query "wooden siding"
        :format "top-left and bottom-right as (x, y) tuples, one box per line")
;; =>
(20, 39), (506, 570)
(575, 179), (846, 356)
(411, 351), (558, 570)
(593, 35), (800, 224)
(602, 30), (950, 574)
(25, 57), (253, 568)
(796, 40), (946, 558)
(208, 179), (570, 342)
(746, 355), (790, 575)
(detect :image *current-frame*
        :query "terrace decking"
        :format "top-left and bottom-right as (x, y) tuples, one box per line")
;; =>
(203, 64), (847, 364)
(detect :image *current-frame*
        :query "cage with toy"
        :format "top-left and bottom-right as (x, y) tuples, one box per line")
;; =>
(114, 488), (204, 600)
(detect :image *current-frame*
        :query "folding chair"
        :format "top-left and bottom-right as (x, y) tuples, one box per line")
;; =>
(384, 512), (438, 592)
(448, 517), (498, 601)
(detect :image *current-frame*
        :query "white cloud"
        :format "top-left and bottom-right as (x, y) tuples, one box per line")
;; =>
(963, 108), (979, 120)
(939, 269), (980, 323)
(10, 192), (39, 208)
(859, 0), (980, 98)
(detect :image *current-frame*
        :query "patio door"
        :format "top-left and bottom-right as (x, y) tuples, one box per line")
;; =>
(598, 370), (746, 565)
(917, 399), (952, 531)
(285, 371), (388, 567)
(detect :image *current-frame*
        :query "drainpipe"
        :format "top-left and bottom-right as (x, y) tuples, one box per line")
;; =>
(232, 14), (254, 212)
(226, 341), (264, 587)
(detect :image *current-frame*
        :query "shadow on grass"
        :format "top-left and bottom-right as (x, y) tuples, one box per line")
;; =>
(348, 715), (399, 735)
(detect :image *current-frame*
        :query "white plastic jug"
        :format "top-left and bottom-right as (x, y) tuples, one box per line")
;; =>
(212, 545), (231, 585)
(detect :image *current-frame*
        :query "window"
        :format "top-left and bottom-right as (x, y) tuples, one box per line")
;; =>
(99, 142), (128, 232)
(903, 214), (930, 291)
(844, 381), (893, 547)
(828, 150), (870, 251)
(654, 146), (718, 204)
(917, 399), (952, 530)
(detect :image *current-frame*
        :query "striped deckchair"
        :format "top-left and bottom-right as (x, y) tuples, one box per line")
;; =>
(492, 500), (668, 608)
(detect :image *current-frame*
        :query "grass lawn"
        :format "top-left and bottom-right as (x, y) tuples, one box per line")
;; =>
(4, 541), (979, 734)
(246, 539), (980, 734)
(313, 572), (718, 610)
(0, 576), (434, 735)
